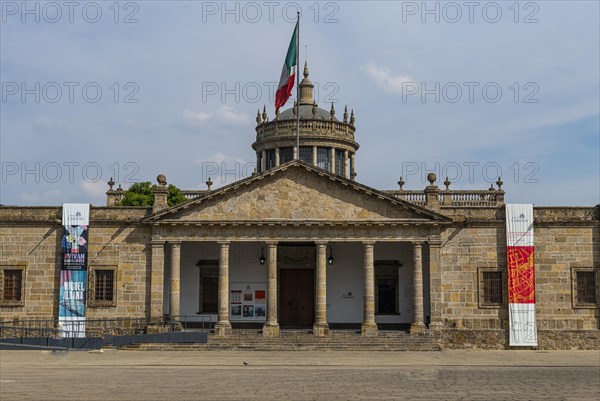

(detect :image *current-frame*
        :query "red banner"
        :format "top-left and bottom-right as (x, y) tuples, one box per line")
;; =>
(507, 246), (535, 304)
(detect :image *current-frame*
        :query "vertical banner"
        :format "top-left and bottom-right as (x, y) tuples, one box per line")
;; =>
(59, 203), (90, 338)
(506, 204), (537, 346)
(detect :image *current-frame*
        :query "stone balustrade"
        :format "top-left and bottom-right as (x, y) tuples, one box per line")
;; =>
(256, 119), (356, 143)
(383, 188), (505, 207)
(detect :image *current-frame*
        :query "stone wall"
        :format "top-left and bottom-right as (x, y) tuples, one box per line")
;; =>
(0, 206), (152, 322)
(437, 204), (599, 337)
(442, 329), (600, 350)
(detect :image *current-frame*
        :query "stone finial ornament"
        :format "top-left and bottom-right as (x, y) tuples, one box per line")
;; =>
(397, 176), (405, 190)
(330, 102), (335, 119)
(303, 60), (309, 78)
(108, 177), (115, 190)
(444, 177), (451, 190)
(206, 177), (213, 191)
(117, 184), (123, 192)
(292, 100), (297, 116)
(427, 173), (436, 185)
(256, 110), (261, 125)
(157, 174), (167, 186)
(275, 107), (280, 119)
(262, 105), (267, 122)
(312, 101), (317, 116)
(496, 177), (503, 190)
(350, 109), (355, 126)
(343, 106), (348, 123)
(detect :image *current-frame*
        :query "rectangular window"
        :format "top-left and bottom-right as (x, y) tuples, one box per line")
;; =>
(483, 271), (503, 304)
(478, 267), (505, 308)
(335, 149), (345, 176)
(266, 149), (276, 169)
(280, 147), (294, 164)
(316, 147), (330, 171)
(573, 268), (598, 307)
(299, 147), (313, 164)
(95, 270), (114, 302)
(3, 270), (23, 302)
(89, 267), (116, 307)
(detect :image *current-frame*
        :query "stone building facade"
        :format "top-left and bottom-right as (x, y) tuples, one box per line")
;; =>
(1, 65), (598, 349)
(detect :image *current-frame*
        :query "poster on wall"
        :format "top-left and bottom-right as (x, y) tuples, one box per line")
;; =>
(506, 204), (537, 346)
(230, 283), (267, 322)
(59, 203), (90, 338)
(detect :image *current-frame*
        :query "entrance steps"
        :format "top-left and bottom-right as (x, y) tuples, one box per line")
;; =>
(132, 329), (441, 351)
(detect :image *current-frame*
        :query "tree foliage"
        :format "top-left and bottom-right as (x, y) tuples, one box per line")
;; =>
(118, 182), (187, 207)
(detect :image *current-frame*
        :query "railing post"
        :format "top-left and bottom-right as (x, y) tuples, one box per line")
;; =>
(424, 173), (440, 211)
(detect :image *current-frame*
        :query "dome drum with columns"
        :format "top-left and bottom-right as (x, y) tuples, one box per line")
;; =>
(252, 62), (359, 179)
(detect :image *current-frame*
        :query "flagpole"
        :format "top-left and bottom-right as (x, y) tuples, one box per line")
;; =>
(295, 12), (300, 160)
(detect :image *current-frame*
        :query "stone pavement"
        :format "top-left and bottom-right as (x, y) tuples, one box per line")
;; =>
(1, 350), (599, 400)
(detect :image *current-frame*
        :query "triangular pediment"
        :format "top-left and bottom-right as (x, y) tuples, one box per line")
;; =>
(145, 161), (450, 224)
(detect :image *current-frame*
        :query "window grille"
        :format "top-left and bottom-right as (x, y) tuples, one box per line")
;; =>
(576, 270), (597, 305)
(483, 271), (503, 305)
(3, 270), (22, 301)
(95, 269), (114, 303)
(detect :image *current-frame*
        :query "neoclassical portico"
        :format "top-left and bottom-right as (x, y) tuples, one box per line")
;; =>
(144, 161), (451, 337)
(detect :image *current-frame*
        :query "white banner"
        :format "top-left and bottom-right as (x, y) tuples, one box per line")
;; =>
(506, 204), (537, 346)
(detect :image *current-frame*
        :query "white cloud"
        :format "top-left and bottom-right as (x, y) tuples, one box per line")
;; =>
(218, 106), (251, 126)
(182, 106), (250, 126)
(361, 61), (414, 94)
(81, 180), (108, 200)
(182, 109), (213, 123)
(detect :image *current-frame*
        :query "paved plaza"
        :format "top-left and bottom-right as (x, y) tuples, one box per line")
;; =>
(1, 350), (599, 400)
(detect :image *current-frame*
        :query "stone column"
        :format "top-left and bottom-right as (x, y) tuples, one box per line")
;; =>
(411, 242), (426, 334)
(361, 241), (377, 336)
(275, 147), (280, 166)
(350, 153), (356, 180)
(293, 146), (298, 160)
(261, 150), (267, 172)
(312, 145), (318, 167)
(256, 152), (261, 173)
(330, 148), (336, 174)
(214, 241), (232, 337)
(428, 240), (444, 331)
(313, 241), (329, 336)
(344, 150), (349, 178)
(169, 242), (181, 320)
(263, 241), (280, 337)
(150, 241), (165, 320)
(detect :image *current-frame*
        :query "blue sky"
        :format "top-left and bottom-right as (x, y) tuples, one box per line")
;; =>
(1, 0), (598, 206)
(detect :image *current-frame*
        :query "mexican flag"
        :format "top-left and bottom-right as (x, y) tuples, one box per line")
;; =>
(275, 21), (298, 112)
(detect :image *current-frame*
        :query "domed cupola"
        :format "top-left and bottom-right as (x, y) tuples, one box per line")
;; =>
(253, 62), (359, 179)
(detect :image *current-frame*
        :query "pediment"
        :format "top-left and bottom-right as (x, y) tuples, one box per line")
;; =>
(146, 162), (450, 224)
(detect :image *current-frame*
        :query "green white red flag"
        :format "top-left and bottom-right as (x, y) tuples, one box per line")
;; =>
(275, 21), (298, 112)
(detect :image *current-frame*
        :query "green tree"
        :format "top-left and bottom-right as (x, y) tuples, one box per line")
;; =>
(118, 182), (187, 207)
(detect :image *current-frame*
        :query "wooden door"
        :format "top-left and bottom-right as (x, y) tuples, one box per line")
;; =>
(279, 269), (314, 326)
(202, 277), (218, 313)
